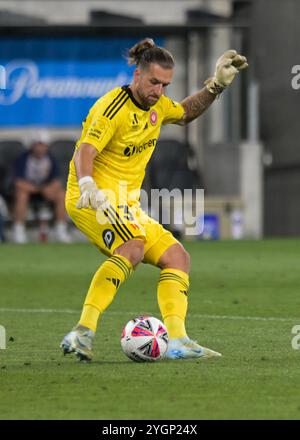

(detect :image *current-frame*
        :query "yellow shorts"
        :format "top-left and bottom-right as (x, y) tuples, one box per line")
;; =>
(66, 198), (179, 266)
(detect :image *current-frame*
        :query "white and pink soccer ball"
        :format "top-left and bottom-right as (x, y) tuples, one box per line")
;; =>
(121, 316), (169, 362)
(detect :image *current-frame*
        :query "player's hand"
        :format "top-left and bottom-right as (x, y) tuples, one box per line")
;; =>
(76, 179), (109, 210)
(205, 49), (248, 95)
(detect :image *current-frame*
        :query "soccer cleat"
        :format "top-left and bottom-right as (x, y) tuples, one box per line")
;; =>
(60, 328), (95, 361)
(164, 337), (222, 360)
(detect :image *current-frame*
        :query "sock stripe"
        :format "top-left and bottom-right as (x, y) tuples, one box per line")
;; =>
(110, 258), (130, 277)
(159, 274), (186, 283)
(117, 257), (132, 276)
(109, 256), (131, 278)
(108, 259), (129, 278)
(160, 271), (189, 285)
(160, 278), (189, 291)
(159, 274), (189, 291)
(159, 277), (189, 292)
(110, 255), (131, 274)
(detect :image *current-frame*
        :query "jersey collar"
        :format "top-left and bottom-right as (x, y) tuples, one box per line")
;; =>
(122, 85), (150, 111)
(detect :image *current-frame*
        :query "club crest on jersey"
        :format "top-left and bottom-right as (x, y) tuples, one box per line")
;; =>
(150, 110), (158, 126)
(102, 229), (115, 249)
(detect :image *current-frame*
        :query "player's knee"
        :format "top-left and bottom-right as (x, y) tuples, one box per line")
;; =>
(181, 247), (191, 269)
(173, 247), (190, 272)
(114, 239), (144, 267)
(158, 243), (190, 272)
(130, 244), (144, 267)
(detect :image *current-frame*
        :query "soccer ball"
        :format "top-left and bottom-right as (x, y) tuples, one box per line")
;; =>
(121, 315), (169, 362)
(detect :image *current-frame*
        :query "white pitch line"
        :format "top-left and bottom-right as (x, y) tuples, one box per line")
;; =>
(0, 308), (298, 322)
(0, 308), (78, 314)
(193, 314), (300, 322)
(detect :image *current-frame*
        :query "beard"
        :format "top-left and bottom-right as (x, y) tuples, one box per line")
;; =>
(136, 89), (159, 108)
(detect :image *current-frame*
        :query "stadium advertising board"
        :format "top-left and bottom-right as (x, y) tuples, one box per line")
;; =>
(0, 38), (143, 127)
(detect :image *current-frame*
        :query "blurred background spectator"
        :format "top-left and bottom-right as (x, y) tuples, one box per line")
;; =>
(12, 134), (71, 243)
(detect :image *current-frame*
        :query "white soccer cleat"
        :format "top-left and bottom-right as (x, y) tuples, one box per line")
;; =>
(164, 337), (222, 360)
(60, 327), (95, 361)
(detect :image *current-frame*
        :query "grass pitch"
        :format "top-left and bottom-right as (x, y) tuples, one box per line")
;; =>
(0, 239), (299, 420)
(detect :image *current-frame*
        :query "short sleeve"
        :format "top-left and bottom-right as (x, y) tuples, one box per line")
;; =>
(161, 96), (185, 125)
(81, 114), (115, 153)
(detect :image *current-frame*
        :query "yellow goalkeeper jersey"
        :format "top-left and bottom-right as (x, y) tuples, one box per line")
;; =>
(66, 85), (184, 205)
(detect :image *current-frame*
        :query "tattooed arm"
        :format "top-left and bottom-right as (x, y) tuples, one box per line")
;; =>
(176, 50), (248, 126)
(177, 87), (216, 126)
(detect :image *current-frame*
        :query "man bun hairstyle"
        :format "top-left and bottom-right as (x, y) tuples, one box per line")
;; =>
(127, 38), (174, 70)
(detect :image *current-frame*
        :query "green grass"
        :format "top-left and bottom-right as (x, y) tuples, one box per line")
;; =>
(0, 240), (300, 420)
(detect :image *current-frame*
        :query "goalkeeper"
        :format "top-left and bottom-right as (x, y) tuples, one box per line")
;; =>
(61, 39), (248, 361)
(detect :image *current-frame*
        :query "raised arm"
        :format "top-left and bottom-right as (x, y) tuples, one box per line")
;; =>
(179, 87), (216, 125)
(178, 49), (248, 125)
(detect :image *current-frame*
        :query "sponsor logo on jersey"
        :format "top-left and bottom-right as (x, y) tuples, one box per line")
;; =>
(150, 110), (158, 125)
(102, 229), (115, 249)
(123, 138), (157, 157)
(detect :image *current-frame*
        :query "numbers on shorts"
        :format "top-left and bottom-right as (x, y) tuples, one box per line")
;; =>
(118, 205), (135, 222)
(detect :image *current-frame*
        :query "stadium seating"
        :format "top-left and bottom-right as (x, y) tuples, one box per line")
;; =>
(0, 140), (26, 200)
(147, 138), (201, 191)
(49, 139), (76, 186)
(145, 138), (201, 238)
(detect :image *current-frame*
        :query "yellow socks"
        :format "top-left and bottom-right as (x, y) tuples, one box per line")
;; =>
(79, 255), (133, 332)
(157, 268), (189, 339)
(79, 258), (189, 338)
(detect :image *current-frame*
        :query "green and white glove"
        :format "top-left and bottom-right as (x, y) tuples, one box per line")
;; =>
(205, 49), (248, 95)
(76, 176), (109, 210)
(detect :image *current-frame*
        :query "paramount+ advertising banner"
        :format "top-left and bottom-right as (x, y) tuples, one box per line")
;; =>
(0, 37), (152, 127)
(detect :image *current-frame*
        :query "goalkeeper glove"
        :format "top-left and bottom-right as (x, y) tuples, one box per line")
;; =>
(76, 176), (109, 210)
(204, 49), (248, 95)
